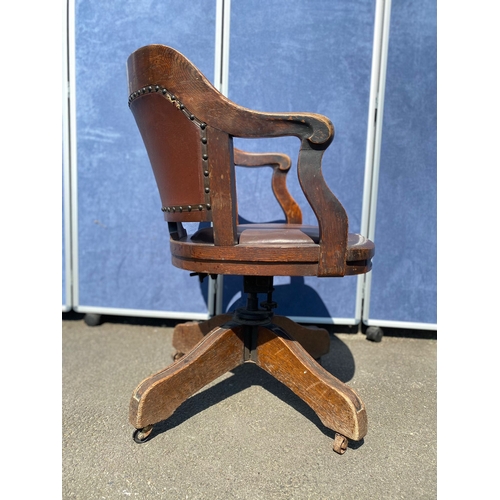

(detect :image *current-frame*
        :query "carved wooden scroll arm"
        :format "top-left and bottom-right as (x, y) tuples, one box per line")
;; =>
(233, 148), (302, 224)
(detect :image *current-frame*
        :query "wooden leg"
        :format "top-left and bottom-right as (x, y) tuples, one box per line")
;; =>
(272, 316), (330, 360)
(255, 323), (367, 442)
(172, 314), (232, 358)
(173, 314), (330, 360)
(130, 323), (244, 429)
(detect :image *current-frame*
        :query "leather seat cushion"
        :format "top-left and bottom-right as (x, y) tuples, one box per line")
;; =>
(192, 224), (320, 245)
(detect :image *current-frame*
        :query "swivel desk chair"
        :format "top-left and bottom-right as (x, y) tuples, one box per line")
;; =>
(127, 45), (375, 454)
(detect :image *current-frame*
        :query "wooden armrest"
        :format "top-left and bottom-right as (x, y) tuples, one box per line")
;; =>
(233, 149), (302, 224)
(128, 45), (334, 146)
(231, 142), (348, 277)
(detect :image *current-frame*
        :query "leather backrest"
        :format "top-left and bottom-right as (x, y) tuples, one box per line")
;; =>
(128, 45), (240, 244)
(129, 86), (212, 223)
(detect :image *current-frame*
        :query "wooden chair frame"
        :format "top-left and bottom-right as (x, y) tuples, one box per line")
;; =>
(127, 45), (374, 454)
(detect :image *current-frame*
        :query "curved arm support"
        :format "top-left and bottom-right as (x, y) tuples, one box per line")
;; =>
(233, 149), (302, 224)
(297, 140), (348, 277)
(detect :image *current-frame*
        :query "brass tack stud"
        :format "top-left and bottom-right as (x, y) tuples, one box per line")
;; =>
(205, 187), (210, 193)
(202, 154), (208, 160)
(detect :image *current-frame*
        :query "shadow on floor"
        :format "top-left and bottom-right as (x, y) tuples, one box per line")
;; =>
(62, 310), (436, 340)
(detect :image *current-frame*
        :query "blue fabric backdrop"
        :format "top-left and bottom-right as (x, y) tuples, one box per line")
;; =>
(74, 0), (216, 315)
(367, 0), (437, 325)
(223, 0), (375, 321)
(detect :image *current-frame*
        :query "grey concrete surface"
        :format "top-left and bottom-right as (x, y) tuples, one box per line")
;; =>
(62, 316), (436, 499)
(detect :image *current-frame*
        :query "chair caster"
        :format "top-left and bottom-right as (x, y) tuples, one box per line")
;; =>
(133, 425), (154, 444)
(173, 351), (185, 361)
(332, 433), (348, 455)
(84, 313), (102, 327)
(366, 326), (383, 342)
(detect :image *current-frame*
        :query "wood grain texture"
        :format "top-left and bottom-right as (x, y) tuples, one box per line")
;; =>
(256, 324), (367, 440)
(171, 256), (371, 277)
(169, 232), (373, 277)
(172, 314), (331, 360)
(297, 142), (348, 276)
(129, 324), (244, 428)
(127, 45), (334, 145)
(207, 126), (238, 246)
(127, 45), (372, 448)
(130, 318), (365, 442)
(127, 44), (374, 277)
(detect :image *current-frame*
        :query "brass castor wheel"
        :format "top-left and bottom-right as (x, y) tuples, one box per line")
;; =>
(366, 326), (383, 342)
(173, 351), (185, 361)
(332, 433), (348, 455)
(133, 424), (154, 444)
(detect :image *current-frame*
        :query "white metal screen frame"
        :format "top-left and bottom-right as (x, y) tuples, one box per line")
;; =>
(62, 0), (73, 312)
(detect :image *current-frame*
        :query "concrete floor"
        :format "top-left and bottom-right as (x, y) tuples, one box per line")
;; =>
(62, 314), (436, 499)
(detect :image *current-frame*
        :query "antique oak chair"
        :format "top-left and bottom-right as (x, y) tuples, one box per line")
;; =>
(127, 45), (375, 454)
